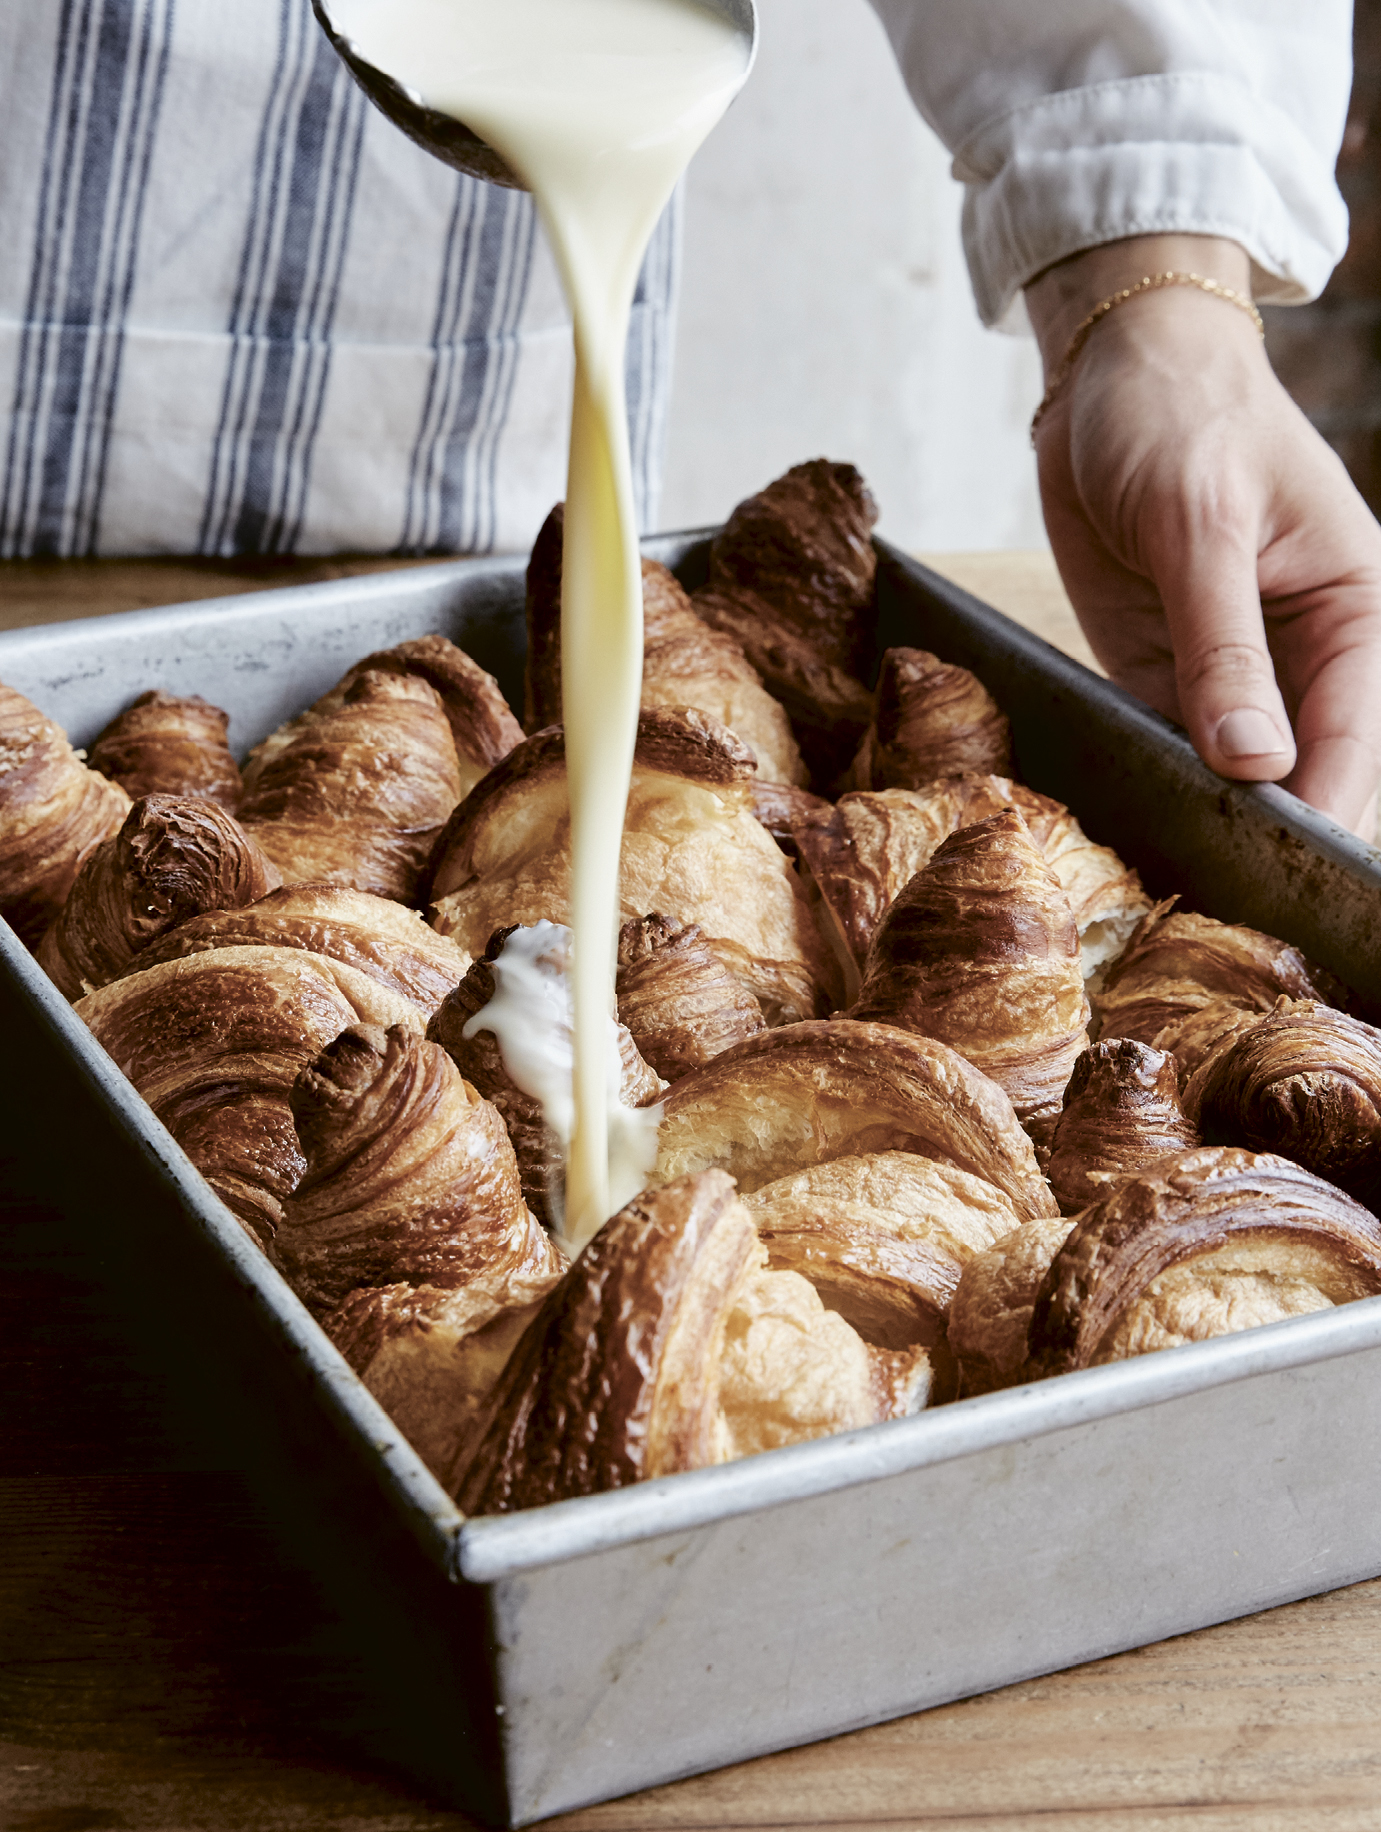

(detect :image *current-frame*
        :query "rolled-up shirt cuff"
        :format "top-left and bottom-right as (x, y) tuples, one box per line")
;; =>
(953, 72), (1350, 328)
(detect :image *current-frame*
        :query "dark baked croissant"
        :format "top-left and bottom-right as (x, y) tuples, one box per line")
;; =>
(457, 1169), (926, 1513)
(279, 1023), (561, 1313)
(426, 707), (843, 1024)
(1027, 1146), (1381, 1376)
(1185, 1001), (1381, 1209)
(524, 504), (807, 786)
(36, 794), (279, 1000)
(237, 670), (462, 902)
(653, 1018), (1059, 1224)
(946, 1217), (1076, 1397)
(748, 780), (831, 858)
(1095, 900), (1348, 1045)
(743, 1150), (1023, 1352)
(850, 810), (1090, 1140)
(428, 923), (664, 1229)
(76, 946), (423, 1248)
(615, 912), (765, 1081)
(1150, 999), (1262, 1087)
(87, 691), (242, 810)
(850, 647), (1012, 789)
(0, 678), (130, 946)
(122, 881), (471, 1017)
(1046, 1038), (1199, 1216)
(690, 460), (878, 787)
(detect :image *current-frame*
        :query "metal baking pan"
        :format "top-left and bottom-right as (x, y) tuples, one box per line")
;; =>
(4, 535), (1381, 1825)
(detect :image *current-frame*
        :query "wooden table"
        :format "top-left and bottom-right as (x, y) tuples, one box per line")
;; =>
(4, 554), (1381, 1832)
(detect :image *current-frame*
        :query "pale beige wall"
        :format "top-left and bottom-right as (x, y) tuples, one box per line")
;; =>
(659, 0), (1048, 552)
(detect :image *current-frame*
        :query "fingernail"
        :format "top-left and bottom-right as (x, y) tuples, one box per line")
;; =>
(1215, 708), (1290, 759)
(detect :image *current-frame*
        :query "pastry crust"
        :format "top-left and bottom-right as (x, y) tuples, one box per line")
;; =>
(0, 678), (131, 946)
(1027, 1146), (1381, 1376)
(76, 946), (422, 1248)
(1186, 1000), (1381, 1208)
(280, 1023), (560, 1312)
(615, 912), (766, 1081)
(238, 670), (463, 902)
(426, 708), (843, 1024)
(691, 459), (879, 787)
(850, 647), (1011, 789)
(1046, 1038), (1198, 1216)
(37, 794), (280, 1000)
(87, 690), (243, 810)
(947, 1217), (1077, 1397)
(653, 1018), (1058, 1223)
(850, 809), (1090, 1138)
(524, 504), (807, 785)
(121, 881), (471, 1017)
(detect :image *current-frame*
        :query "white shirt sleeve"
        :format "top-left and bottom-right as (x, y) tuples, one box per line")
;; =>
(866, 0), (1353, 327)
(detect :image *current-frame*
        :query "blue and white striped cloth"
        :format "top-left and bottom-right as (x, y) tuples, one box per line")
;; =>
(0, 0), (680, 557)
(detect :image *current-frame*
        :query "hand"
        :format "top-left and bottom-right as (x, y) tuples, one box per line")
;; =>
(1025, 234), (1381, 836)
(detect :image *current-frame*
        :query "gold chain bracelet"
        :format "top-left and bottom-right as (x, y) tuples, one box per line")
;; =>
(1029, 270), (1265, 445)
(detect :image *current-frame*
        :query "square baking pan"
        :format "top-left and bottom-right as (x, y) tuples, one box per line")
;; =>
(4, 536), (1381, 1826)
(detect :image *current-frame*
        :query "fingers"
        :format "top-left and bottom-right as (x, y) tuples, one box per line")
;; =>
(1271, 589), (1381, 832)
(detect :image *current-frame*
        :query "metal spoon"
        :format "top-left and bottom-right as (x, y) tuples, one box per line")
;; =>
(310, 0), (758, 191)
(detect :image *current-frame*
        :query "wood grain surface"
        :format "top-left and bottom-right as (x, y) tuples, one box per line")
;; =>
(4, 554), (1381, 1832)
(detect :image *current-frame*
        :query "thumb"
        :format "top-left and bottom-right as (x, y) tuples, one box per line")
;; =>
(1153, 534), (1296, 782)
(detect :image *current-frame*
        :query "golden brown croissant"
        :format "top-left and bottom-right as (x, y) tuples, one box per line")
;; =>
(690, 460), (878, 787)
(427, 923), (664, 1229)
(86, 691), (242, 810)
(1027, 1146), (1381, 1376)
(323, 1261), (562, 1492)
(76, 946), (422, 1249)
(1094, 900), (1348, 1045)
(743, 1150), (1024, 1352)
(850, 647), (1012, 789)
(615, 912), (766, 1081)
(850, 810), (1090, 1140)
(1185, 1001), (1381, 1208)
(0, 678), (130, 946)
(1045, 1038), (1199, 1216)
(237, 670), (462, 902)
(457, 1169), (925, 1513)
(653, 1017), (1059, 1224)
(794, 774), (1146, 998)
(524, 504), (807, 786)
(748, 779), (831, 858)
(946, 1217), (1077, 1397)
(36, 794), (279, 1000)
(279, 1023), (560, 1313)
(1151, 1000), (1262, 1087)
(426, 707), (843, 1024)
(122, 881), (470, 1017)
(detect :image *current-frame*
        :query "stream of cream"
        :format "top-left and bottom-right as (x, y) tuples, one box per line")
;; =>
(327, 0), (750, 1250)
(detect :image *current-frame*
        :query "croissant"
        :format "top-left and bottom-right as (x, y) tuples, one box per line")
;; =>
(1094, 901), (1348, 1046)
(615, 912), (765, 1081)
(850, 647), (1011, 790)
(743, 1150), (1024, 1352)
(794, 774), (1146, 998)
(653, 1018), (1059, 1224)
(428, 922), (664, 1228)
(850, 810), (1090, 1140)
(36, 795), (279, 1000)
(690, 460), (878, 787)
(86, 691), (242, 810)
(426, 707), (843, 1024)
(76, 946), (423, 1248)
(122, 881), (470, 1018)
(946, 1218), (1077, 1397)
(524, 504), (807, 786)
(748, 780), (831, 858)
(1151, 1000), (1262, 1087)
(457, 1170), (926, 1513)
(323, 1261), (562, 1492)
(0, 678), (130, 946)
(278, 1023), (560, 1314)
(237, 671), (462, 902)
(1045, 1039), (1199, 1216)
(1027, 1146), (1381, 1376)
(1185, 1001), (1381, 1209)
